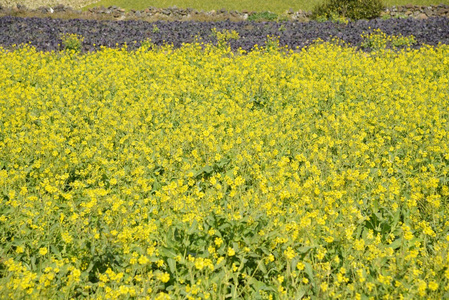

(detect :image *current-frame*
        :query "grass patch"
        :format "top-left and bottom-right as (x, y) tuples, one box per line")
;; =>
(81, 0), (449, 13)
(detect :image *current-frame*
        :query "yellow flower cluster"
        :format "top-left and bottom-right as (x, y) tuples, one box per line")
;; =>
(0, 36), (448, 299)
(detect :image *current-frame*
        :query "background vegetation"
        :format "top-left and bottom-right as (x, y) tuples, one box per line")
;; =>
(0, 0), (448, 12)
(84, 0), (449, 13)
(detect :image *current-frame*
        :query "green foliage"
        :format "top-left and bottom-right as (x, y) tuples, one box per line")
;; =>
(360, 29), (417, 51)
(315, 11), (350, 23)
(247, 11), (279, 21)
(140, 38), (155, 50)
(312, 0), (385, 21)
(152, 24), (160, 33)
(264, 36), (283, 54)
(59, 33), (84, 53)
(211, 28), (240, 49)
(381, 12), (409, 20)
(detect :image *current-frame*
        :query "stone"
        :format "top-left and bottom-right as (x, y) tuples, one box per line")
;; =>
(53, 4), (66, 12)
(297, 17), (310, 23)
(1, 3), (448, 22)
(16, 4), (27, 10)
(437, 8), (449, 16)
(36, 6), (50, 13)
(416, 13), (428, 20)
(230, 11), (239, 18)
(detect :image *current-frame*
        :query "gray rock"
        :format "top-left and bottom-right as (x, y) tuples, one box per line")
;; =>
(416, 13), (428, 20)
(16, 4), (27, 10)
(36, 6), (51, 13)
(53, 4), (66, 12)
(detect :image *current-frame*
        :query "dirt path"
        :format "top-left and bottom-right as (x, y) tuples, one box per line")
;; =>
(0, 0), (100, 9)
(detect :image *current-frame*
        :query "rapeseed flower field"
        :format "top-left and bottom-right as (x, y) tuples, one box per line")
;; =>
(0, 37), (448, 299)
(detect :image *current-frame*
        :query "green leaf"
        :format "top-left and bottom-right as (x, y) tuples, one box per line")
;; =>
(194, 170), (204, 178)
(297, 246), (314, 254)
(167, 258), (176, 274)
(215, 257), (227, 269)
(218, 222), (231, 231)
(50, 245), (61, 258)
(355, 225), (364, 239)
(304, 262), (314, 279)
(296, 289), (306, 299)
(388, 238), (402, 250)
(188, 220), (198, 235)
(211, 270), (226, 283)
(258, 260), (267, 274)
(203, 165), (214, 174)
(152, 181), (162, 191)
(248, 277), (275, 291)
(30, 255), (36, 270)
(159, 246), (177, 259)
(194, 165), (214, 178)
(150, 256), (160, 263)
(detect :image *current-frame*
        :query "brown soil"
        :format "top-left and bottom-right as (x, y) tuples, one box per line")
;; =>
(0, 0), (100, 9)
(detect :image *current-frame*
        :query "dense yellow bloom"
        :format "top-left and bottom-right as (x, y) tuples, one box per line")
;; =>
(283, 246), (296, 260)
(158, 272), (170, 283)
(0, 37), (448, 299)
(227, 248), (236, 257)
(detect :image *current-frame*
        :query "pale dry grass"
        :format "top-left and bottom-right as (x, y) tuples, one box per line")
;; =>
(0, 0), (100, 9)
